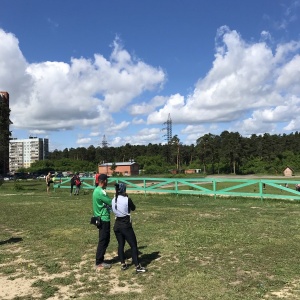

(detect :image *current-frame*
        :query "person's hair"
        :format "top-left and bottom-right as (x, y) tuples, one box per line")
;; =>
(115, 183), (126, 194)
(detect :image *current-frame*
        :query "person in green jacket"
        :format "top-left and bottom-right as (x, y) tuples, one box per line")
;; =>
(92, 174), (112, 270)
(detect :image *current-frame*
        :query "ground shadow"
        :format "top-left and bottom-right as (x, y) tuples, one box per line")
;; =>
(139, 251), (160, 267)
(0, 237), (23, 245)
(110, 245), (160, 267)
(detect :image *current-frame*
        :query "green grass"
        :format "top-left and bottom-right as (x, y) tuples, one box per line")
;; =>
(1, 180), (300, 299)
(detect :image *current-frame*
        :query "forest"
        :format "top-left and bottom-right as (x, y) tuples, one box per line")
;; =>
(21, 131), (300, 176)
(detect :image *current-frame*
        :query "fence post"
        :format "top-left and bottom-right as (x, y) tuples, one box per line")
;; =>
(259, 180), (264, 202)
(213, 179), (216, 199)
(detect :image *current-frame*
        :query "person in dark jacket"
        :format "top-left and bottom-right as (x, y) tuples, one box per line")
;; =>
(112, 183), (146, 273)
(70, 174), (76, 196)
(74, 173), (81, 195)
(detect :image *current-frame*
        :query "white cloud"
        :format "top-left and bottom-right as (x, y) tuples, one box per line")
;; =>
(1, 24), (300, 148)
(90, 132), (100, 137)
(276, 54), (300, 93)
(0, 29), (33, 105)
(260, 30), (273, 43)
(109, 121), (130, 132)
(29, 129), (47, 135)
(110, 127), (162, 147)
(146, 26), (300, 139)
(147, 93), (185, 124)
(284, 118), (300, 131)
(277, 0), (300, 29)
(238, 95), (300, 135)
(181, 124), (207, 135)
(130, 95), (167, 115)
(76, 137), (91, 145)
(132, 117), (146, 125)
(0, 28), (166, 137)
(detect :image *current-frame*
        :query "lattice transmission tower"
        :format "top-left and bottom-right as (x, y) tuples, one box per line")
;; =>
(101, 135), (109, 148)
(162, 114), (173, 163)
(162, 113), (172, 143)
(101, 135), (109, 163)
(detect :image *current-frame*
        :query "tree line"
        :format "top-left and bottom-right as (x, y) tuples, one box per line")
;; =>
(23, 130), (300, 176)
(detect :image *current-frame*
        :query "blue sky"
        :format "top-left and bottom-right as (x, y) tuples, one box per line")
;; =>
(1, 0), (300, 151)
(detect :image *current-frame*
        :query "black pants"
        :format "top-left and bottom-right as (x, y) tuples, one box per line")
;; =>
(114, 226), (139, 266)
(70, 184), (74, 194)
(96, 221), (110, 265)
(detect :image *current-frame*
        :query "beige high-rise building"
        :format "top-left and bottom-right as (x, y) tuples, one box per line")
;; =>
(9, 137), (49, 173)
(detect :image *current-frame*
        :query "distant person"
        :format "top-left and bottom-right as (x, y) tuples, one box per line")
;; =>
(94, 173), (100, 187)
(74, 173), (81, 195)
(70, 174), (76, 196)
(112, 183), (146, 273)
(46, 172), (53, 195)
(92, 174), (112, 270)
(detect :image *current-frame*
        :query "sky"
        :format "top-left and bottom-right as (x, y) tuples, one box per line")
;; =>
(1, 0), (300, 151)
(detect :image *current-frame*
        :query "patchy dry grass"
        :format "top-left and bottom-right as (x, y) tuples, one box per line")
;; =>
(1, 180), (300, 299)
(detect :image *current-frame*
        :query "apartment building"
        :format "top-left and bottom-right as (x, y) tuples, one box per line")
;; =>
(9, 137), (49, 173)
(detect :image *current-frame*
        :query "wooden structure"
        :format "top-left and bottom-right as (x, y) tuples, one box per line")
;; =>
(283, 167), (294, 177)
(53, 177), (300, 201)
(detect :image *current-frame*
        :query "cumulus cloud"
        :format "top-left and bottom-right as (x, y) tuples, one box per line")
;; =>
(0, 30), (33, 104)
(129, 95), (167, 115)
(0, 28), (166, 136)
(147, 26), (300, 137)
(132, 117), (146, 125)
(111, 127), (162, 147)
(1, 24), (300, 148)
(76, 137), (91, 145)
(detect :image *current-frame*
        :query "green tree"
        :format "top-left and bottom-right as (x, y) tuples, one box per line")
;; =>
(170, 135), (181, 170)
(110, 162), (117, 175)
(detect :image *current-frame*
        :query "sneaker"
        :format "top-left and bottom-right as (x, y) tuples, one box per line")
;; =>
(136, 264), (147, 273)
(95, 262), (111, 270)
(121, 263), (129, 271)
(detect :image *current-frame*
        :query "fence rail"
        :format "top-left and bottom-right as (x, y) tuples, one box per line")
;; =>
(53, 177), (300, 201)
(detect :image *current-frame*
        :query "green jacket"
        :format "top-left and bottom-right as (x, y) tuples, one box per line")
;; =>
(92, 186), (112, 222)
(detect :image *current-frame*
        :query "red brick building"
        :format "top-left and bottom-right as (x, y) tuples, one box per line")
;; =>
(98, 162), (139, 176)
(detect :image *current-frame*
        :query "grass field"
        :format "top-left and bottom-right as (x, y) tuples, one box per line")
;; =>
(1, 180), (300, 299)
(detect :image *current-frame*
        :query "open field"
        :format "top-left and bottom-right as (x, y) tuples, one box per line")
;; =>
(1, 180), (300, 299)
